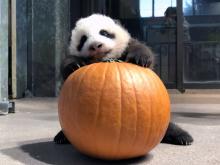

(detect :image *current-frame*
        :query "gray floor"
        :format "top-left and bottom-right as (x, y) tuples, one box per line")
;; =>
(1, 91), (220, 165)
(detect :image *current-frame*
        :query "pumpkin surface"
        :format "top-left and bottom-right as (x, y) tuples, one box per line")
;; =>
(58, 62), (170, 160)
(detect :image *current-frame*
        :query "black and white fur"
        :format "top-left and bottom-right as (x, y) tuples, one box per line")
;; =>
(54, 14), (193, 145)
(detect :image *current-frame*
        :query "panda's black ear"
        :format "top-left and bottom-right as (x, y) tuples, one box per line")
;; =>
(114, 19), (122, 25)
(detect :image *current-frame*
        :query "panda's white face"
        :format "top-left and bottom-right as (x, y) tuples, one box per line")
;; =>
(69, 14), (131, 60)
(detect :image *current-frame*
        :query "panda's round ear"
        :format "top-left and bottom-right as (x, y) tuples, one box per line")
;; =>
(114, 19), (122, 25)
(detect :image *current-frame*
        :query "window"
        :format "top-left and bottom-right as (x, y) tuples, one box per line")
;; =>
(183, 0), (220, 16)
(155, 0), (176, 17)
(140, 0), (176, 17)
(140, 0), (152, 17)
(183, 0), (193, 16)
(195, 1), (220, 16)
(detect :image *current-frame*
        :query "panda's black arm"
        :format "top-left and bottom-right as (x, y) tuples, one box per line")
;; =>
(120, 38), (155, 69)
(61, 55), (89, 80)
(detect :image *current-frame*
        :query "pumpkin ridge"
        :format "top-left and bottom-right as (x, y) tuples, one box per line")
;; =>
(145, 69), (156, 150)
(152, 71), (163, 144)
(60, 67), (86, 133)
(147, 69), (170, 144)
(59, 68), (85, 119)
(73, 64), (95, 149)
(149, 69), (161, 148)
(136, 67), (152, 153)
(83, 63), (102, 153)
(124, 63), (138, 155)
(93, 63), (110, 156)
(114, 63), (123, 158)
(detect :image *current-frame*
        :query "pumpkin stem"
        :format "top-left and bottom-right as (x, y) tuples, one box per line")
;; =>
(101, 58), (123, 63)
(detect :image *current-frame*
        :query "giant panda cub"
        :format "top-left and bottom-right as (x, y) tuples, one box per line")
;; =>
(54, 14), (193, 145)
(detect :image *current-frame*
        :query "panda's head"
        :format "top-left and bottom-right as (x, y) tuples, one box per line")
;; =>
(69, 14), (131, 60)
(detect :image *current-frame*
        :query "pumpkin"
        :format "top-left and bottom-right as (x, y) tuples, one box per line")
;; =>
(58, 62), (170, 160)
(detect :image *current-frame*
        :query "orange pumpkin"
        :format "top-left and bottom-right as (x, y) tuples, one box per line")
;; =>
(58, 62), (170, 160)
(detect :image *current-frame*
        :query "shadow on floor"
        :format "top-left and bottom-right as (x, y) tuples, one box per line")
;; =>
(173, 112), (220, 118)
(172, 112), (220, 125)
(2, 141), (153, 165)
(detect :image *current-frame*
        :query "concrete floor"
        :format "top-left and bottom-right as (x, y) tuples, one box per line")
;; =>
(1, 92), (220, 165)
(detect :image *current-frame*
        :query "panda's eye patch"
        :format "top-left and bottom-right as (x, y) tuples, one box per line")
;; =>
(77, 35), (88, 51)
(99, 30), (115, 39)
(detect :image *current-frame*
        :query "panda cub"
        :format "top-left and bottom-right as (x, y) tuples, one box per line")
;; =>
(55, 14), (193, 145)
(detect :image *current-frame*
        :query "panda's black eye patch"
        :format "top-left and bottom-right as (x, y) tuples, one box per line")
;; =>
(77, 35), (88, 51)
(99, 30), (115, 39)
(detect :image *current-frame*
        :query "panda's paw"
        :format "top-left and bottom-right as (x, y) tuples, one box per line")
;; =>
(126, 52), (153, 68)
(161, 122), (193, 145)
(54, 130), (70, 144)
(174, 131), (193, 145)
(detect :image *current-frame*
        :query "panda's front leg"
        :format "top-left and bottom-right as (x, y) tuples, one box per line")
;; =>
(161, 122), (193, 145)
(123, 38), (155, 68)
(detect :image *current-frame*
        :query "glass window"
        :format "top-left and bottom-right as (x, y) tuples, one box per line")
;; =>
(195, 0), (220, 15)
(183, 0), (220, 82)
(140, 0), (176, 17)
(155, 0), (176, 17)
(183, 0), (193, 16)
(139, 0), (152, 17)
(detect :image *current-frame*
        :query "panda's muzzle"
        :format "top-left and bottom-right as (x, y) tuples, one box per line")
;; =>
(88, 42), (111, 57)
(89, 42), (103, 52)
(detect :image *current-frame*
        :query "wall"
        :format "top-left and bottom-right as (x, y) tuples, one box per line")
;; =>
(0, 0), (8, 100)
(14, 0), (70, 97)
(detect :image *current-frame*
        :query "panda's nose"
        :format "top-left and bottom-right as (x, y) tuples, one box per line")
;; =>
(89, 42), (103, 51)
